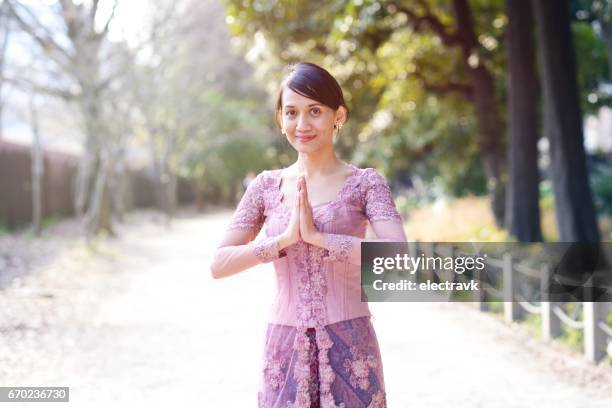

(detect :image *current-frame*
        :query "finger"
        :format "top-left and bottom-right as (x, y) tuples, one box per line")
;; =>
(302, 178), (308, 202)
(301, 187), (307, 209)
(299, 188), (304, 208)
(300, 190), (306, 216)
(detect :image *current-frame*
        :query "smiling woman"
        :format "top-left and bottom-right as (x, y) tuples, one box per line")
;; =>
(210, 62), (407, 408)
(275, 62), (349, 149)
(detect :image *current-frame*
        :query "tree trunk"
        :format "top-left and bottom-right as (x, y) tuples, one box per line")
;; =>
(85, 153), (114, 237)
(453, 0), (506, 227)
(533, 0), (600, 242)
(78, 84), (114, 236)
(105, 146), (127, 224)
(0, 2), (10, 141)
(74, 140), (96, 217)
(168, 171), (177, 218)
(195, 179), (206, 212)
(504, 0), (543, 241)
(29, 96), (43, 235)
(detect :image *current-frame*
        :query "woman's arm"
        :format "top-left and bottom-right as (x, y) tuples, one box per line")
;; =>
(305, 220), (407, 265)
(210, 171), (301, 279)
(211, 229), (291, 279)
(210, 172), (276, 279)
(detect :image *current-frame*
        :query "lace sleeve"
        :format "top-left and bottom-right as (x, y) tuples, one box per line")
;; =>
(253, 236), (282, 263)
(227, 172), (266, 232)
(363, 168), (402, 223)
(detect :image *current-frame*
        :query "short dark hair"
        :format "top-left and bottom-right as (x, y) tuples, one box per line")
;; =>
(275, 62), (349, 129)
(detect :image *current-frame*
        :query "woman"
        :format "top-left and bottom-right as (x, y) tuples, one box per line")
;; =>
(210, 62), (407, 408)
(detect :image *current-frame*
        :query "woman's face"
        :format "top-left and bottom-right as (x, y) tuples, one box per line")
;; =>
(279, 87), (345, 154)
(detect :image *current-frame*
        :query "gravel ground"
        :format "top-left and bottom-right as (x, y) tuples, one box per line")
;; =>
(0, 209), (611, 407)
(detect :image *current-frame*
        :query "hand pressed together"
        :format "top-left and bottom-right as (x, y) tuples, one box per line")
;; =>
(298, 176), (320, 244)
(277, 175), (322, 250)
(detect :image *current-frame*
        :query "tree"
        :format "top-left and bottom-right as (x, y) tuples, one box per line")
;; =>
(131, 0), (274, 219)
(533, 0), (600, 242)
(5, 0), (130, 236)
(227, 0), (509, 226)
(504, 0), (542, 241)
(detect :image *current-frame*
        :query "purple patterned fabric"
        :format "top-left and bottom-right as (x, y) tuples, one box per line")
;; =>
(225, 164), (405, 407)
(323, 234), (354, 262)
(258, 316), (387, 408)
(253, 236), (281, 263)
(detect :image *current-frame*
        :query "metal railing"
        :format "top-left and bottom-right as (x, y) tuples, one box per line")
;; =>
(411, 241), (612, 363)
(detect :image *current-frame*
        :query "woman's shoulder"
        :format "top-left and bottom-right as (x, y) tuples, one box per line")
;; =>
(249, 168), (282, 188)
(352, 166), (390, 188)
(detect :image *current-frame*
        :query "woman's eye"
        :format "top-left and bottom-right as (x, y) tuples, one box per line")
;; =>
(285, 110), (296, 117)
(310, 108), (320, 115)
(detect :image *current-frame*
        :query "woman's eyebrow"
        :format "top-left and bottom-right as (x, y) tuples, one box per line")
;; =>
(284, 103), (321, 108)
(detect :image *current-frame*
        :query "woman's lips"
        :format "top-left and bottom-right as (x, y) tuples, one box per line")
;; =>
(295, 134), (317, 142)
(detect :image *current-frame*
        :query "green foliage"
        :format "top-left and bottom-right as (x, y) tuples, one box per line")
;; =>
(572, 21), (611, 114)
(223, 0), (610, 219)
(358, 95), (486, 202)
(523, 312), (543, 338)
(187, 138), (275, 204)
(488, 300), (503, 314)
(591, 163), (612, 216)
(42, 216), (61, 229)
(559, 303), (585, 352)
(224, 0), (505, 195)
(539, 180), (555, 211)
(572, 0), (612, 24)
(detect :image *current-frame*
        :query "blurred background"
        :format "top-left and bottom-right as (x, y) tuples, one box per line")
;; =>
(0, 0), (611, 406)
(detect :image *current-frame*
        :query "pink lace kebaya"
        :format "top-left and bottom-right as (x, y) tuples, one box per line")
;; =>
(222, 164), (407, 407)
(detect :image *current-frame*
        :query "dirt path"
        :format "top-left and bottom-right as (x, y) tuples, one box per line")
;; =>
(0, 210), (611, 407)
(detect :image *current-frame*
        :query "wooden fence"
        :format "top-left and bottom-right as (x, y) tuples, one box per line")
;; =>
(412, 241), (612, 363)
(0, 141), (194, 229)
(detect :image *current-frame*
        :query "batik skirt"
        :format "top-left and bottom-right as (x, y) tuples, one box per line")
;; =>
(257, 316), (387, 408)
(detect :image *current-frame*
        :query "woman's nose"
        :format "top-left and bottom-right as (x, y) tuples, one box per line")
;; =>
(296, 113), (311, 130)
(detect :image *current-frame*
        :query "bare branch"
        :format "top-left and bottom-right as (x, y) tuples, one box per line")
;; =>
(99, 0), (117, 37)
(3, 75), (77, 100)
(91, 0), (100, 22)
(6, 1), (73, 71)
(58, 0), (85, 47)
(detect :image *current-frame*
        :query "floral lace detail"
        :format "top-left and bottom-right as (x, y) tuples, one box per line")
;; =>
(323, 233), (354, 262)
(367, 391), (387, 408)
(253, 236), (280, 263)
(270, 166), (401, 227)
(287, 327), (313, 408)
(228, 171), (278, 231)
(361, 168), (402, 222)
(316, 329), (345, 408)
(343, 345), (379, 391)
(263, 354), (287, 390)
(287, 243), (346, 408)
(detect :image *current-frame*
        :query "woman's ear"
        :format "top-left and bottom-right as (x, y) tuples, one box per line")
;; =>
(334, 106), (347, 127)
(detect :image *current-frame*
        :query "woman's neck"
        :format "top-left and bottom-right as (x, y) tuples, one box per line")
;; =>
(294, 149), (344, 178)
